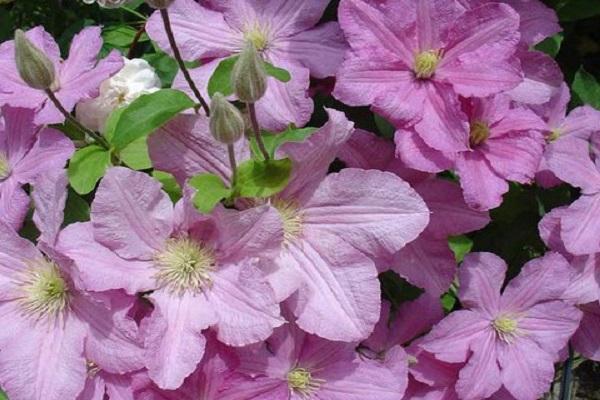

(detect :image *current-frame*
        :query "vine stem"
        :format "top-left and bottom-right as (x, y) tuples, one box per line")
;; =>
(45, 90), (111, 150)
(559, 343), (574, 400)
(227, 144), (237, 186)
(160, 8), (210, 117)
(127, 24), (146, 59)
(247, 102), (270, 161)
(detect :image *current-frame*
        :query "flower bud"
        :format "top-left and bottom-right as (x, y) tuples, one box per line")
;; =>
(209, 93), (245, 145)
(232, 43), (267, 104)
(145, 0), (174, 9)
(14, 29), (56, 91)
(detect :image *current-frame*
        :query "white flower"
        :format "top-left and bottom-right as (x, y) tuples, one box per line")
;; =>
(82, 0), (131, 8)
(76, 58), (161, 133)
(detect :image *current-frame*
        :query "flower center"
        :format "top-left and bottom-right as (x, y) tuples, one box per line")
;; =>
(469, 121), (490, 146)
(0, 152), (11, 181)
(287, 367), (324, 398)
(86, 360), (101, 378)
(20, 259), (70, 318)
(272, 199), (303, 243)
(414, 50), (442, 79)
(548, 128), (561, 142)
(492, 315), (520, 343)
(154, 237), (215, 294)
(244, 22), (270, 51)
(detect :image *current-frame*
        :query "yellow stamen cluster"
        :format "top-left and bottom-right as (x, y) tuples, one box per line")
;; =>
(20, 259), (70, 319)
(287, 367), (324, 399)
(414, 49), (442, 79)
(0, 152), (10, 181)
(244, 22), (270, 52)
(469, 121), (490, 146)
(272, 199), (303, 243)
(154, 237), (216, 294)
(548, 128), (561, 142)
(86, 360), (101, 378)
(493, 315), (520, 343)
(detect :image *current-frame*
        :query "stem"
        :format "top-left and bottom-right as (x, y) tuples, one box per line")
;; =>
(247, 102), (270, 161)
(160, 8), (210, 116)
(227, 144), (237, 186)
(127, 24), (146, 59)
(121, 6), (147, 20)
(45, 90), (111, 150)
(559, 344), (574, 400)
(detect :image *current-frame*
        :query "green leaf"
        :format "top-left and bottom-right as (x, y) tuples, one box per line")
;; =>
(441, 292), (457, 313)
(448, 235), (473, 263)
(534, 33), (564, 58)
(264, 61), (291, 82)
(0, 388), (8, 400)
(108, 89), (195, 150)
(208, 56), (238, 98)
(207, 55), (291, 98)
(153, 171), (182, 202)
(189, 174), (233, 213)
(103, 25), (148, 48)
(235, 158), (292, 198)
(251, 126), (317, 159)
(143, 51), (178, 87)
(572, 67), (600, 109)
(558, 0), (600, 21)
(63, 189), (90, 225)
(68, 145), (112, 195)
(120, 136), (152, 170)
(374, 114), (395, 139)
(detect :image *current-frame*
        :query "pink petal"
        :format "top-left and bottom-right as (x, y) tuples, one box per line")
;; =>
(145, 0), (240, 61)
(144, 290), (217, 389)
(77, 376), (105, 400)
(560, 194), (600, 256)
(561, 105), (600, 140)
(148, 114), (249, 187)
(303, 168), (429, 259)
(538, 206), (570, 256)
(506, 49), (562, 105)
(459, 252), (506, 316)
(563, 255), (599, 304)
(219, 376), (288, 400)
(572, 303), (600, 361)
(57, 223), (155, 295)
(504, 0), (561, 45)
(421, 310), (489, 363)
(518, 301), (582, 359)
(2, 106), (38, 165)
(390, 294), (445, 346)
(32, 169), (68, 247)
(455, 331), (502, 400)
(208, 261), (284, 347)
(438, 59), (522, 98)
(282, 236), (380, 341)
(456, 151), (509, 211)
(0, 315), (87, 400)
(498, 338), (555, 400)
(482, 133), (544, 184)
(171, 59), (218, 108)
(338, 128), (395, 170)
(0, 221), (41, 301)
(395, 129), (456, 173)
(501, 252), (572, 312)
(0, 180), (29, 231)
(92, 167), (174, 260)
(272, 22), (347, 78)
(545, 137), (600, 193)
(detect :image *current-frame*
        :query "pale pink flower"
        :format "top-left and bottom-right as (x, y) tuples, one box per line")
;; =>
(57, 167), (284, 389)
(0, 170), (144, 400)
(0, 106), (73, 230)
(0, 26), (122, 125)
(146, 0), (347, 130)
(334, 0), (522, 153)
(422, 252), (582, 400)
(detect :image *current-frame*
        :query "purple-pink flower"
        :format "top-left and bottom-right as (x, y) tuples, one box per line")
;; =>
(334, 0), (523, 153)
(57, 167), (284, 389)
(0, 26), (122, 125)
(0, 106), (73, 230)
(146, 0), (347, 130)
(422, 252), (582, 400)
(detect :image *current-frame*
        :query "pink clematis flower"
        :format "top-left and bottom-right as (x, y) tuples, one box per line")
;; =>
(57, 167), (285, 389)
(219, 321), (407, 400)
(0, 169), (144, 400)
(146, 0), (347, 130)
(334, 0), (523, 153)
(78, 370), (136, 400)
(397, 94), (546, 210)
(422, 252), (582, 400)
(545, 129), (600, 255)
(338, 129), (489, 295)
(0, 106), (73, 230)
(0, 26), (122, 125)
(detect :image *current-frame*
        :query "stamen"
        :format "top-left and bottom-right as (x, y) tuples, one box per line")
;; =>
(287, 367), (325, 399)
(413, 49), (442, 79)
(548, 128), (561, 142)
(469, 121), (490, 146)
(20, 259), (70, 319)
(244, 22), (270, 51)
(0, 152), (11, 181)
(272, 199), (303, 243)
(492, 314), (521, 344)
(154, 237), (215, 294)
(86, 360), (101, 378)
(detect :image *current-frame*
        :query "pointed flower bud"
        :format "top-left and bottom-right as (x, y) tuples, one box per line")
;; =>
(209, 93), (245, 145)
(14, 29), (57, 91)
(145, 0), (174, 9)
(232, 43), (267, 104)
